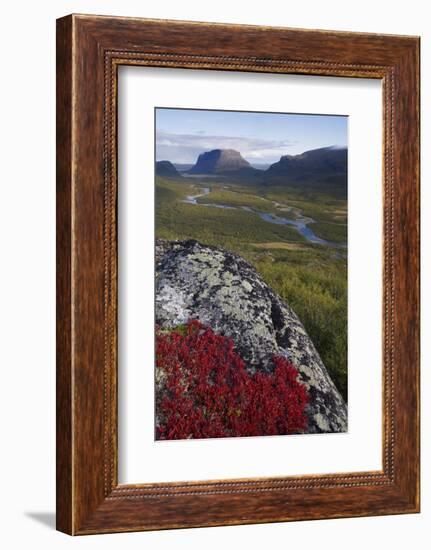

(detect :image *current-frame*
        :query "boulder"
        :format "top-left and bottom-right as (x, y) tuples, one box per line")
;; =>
(155, 238), (347, 433)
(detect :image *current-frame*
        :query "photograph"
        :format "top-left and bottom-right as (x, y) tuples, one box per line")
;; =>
(154, 107), (349, 440)
(0, 0), (423, 544)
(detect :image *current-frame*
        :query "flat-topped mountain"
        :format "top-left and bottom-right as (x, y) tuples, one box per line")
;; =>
(188, 149), (253, 175)
(156, 160), (182, 178)
(267, 146), (347, 180)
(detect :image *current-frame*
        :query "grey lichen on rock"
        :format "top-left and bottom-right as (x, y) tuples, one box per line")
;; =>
(155, 238), (347, 434)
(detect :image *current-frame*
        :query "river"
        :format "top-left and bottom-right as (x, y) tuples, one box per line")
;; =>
(183, 187), (346, 249)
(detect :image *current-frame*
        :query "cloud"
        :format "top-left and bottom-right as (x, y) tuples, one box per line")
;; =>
(155, 131), (297, 164)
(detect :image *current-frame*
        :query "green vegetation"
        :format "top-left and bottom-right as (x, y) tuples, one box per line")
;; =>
(258, 186), (346, 223)
(155, 177), (195, 199)
(155, 175), (348, 401)
(156, 202), (308, 248)
(254, 254), (347, 400)
(311, 221), (347, 243)
(196, 186), (283, 214)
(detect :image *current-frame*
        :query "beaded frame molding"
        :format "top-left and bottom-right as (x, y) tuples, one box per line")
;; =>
(56, 14), (420, 535)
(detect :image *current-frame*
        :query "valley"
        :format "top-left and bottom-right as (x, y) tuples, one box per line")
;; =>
(155, 173), (348, 400)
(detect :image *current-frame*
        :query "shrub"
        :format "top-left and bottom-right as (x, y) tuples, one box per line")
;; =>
(155, 320), (309, 440)
(255, 256), (347, 401)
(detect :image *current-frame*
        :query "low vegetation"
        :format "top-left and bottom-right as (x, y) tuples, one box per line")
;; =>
(155, 175), (348, 401)
(310, 221), (347, 243)
(254, 253), (347, 400)
(156, 321), (309, 439)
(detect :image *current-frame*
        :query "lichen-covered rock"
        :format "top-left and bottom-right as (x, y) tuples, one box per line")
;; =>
(155, 239), (347, 433)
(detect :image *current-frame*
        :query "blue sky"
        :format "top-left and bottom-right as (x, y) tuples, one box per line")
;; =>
(156, 108), (347, 165)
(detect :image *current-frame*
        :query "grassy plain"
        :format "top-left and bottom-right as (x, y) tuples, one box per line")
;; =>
(155, 176), (348, 401)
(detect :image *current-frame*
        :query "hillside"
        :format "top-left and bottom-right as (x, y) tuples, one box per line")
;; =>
(155, 160), (182, 178)
(264, 146), (347, 194)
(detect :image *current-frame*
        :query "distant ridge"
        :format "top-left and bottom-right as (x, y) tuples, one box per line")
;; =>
(173, 163), (194, 172)
(156, 160), (182, 178)
(266, 146), (347, 180)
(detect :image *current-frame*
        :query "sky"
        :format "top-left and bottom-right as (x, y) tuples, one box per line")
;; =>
(155, 108), (347, 165)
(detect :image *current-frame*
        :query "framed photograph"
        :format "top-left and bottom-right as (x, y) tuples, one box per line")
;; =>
(56, 14), (420, 535)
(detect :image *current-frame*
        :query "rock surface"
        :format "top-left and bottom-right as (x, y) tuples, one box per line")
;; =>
(155, 239), (348, 433)
(189, 148), (252, 174)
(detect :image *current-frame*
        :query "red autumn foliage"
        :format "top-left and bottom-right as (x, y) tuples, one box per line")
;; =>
(155, 320), (309, 440)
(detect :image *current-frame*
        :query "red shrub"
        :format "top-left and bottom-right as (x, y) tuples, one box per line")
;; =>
(155, 320), (309, 440)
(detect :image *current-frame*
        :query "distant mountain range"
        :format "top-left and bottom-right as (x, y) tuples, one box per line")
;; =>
(156, 146), (347, 195)
(172, 163), (194, 172)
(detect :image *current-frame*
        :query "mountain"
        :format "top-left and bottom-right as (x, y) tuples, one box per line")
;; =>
(264, 146), (347, 197)
(266, 146), (347, 181)
(188, 149), (256, 175)
(162, 146), (347, 194)
(156, 160), (182, 178)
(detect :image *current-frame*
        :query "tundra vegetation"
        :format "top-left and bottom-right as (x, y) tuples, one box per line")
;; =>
(156, 321), (309, 440)
(155, 174), (348, 401)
